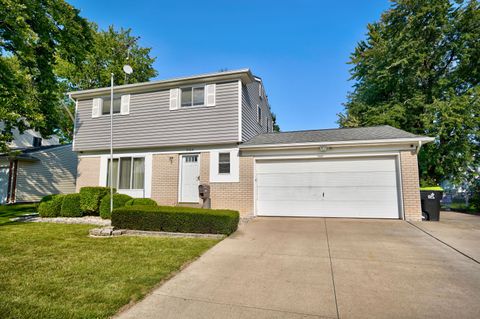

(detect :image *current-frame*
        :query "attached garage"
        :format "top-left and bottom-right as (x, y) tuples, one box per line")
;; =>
(255, 156), (401, 218)
(240, 125), (434, 221)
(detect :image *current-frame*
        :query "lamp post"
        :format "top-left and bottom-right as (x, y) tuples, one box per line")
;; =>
(110, 65), (133, 214)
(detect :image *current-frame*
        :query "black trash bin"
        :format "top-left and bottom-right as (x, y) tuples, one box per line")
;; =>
(420, 187), (443, 221)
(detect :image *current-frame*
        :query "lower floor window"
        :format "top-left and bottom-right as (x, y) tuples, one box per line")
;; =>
(218, 152), (231, 174)
(107, 157), (145, 189)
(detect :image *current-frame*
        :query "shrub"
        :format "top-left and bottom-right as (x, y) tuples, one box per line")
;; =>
(40, 194), (58, 204)
(125, 198), (157, 207)
(112, 205), (239, 235)
(38, 195), (65, 217)
(99, 193), (132, 219)
(60, 194), (83, 217)
(79, 187), (112, 215)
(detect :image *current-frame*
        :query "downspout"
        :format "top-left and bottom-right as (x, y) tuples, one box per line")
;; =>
(10, 160), (18, 203)
(65, 94), (76, 122)
(415, 140), (423, 154)
(6, 160), (13, 203)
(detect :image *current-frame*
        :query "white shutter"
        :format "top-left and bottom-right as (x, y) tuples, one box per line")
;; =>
(169, 88), (180, 110)
(120, 94), (130, 115)
(92, 98), (102, 118)
(205, 84), (216, 106)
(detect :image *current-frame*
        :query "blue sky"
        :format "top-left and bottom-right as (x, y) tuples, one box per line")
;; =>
(70, 0), (390, 131)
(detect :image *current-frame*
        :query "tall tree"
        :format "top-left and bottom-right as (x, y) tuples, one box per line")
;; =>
(339, 0), (480, 187)
(0, 0), (92, 152)
(54, 24), (157, 142)
(56, 24), (157, 91)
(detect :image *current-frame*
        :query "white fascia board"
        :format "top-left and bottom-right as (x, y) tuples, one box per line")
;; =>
(239, 137), (435, 150)
(69, 69), (254, 99)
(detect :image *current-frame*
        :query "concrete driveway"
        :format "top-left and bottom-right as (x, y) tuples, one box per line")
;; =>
(117, 212), (480, 319)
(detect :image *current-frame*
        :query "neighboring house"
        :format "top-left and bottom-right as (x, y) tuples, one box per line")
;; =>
(69, 69), (433, 221)
(0, 127), (78, 204)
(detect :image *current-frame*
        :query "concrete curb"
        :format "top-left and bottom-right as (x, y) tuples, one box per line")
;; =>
(89, 227), (226, 239)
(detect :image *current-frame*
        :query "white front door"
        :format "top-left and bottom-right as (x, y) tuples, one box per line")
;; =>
(255, 157), (401, 218)
(179, 154), (200, 203)
(0, 166), (9, 204)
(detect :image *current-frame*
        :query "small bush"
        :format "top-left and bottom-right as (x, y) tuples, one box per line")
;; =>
(125, 198), (157, 207)
(79, 187), (113, 215)
(99, 193), (132, 219)
(60, 194), (83, 217)
(40, 194), (58, 203)
(38, 195), (65, 217)
(112, 205), (239, 235)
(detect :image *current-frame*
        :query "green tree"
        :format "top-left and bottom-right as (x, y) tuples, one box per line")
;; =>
(56, 24), (157, 91)
(54, 24), (157, 142)
(339, 0), (480, 187)
(271, 112), (281, 132)
(0, 0), (92, 152)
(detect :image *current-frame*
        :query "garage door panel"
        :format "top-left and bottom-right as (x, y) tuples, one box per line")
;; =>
(257, 186), (399, 202)
(257, 171), (398, 187)
(256, 157), (396, 174)
(255, 157), (400, 219)
(257, 199), (399, 218)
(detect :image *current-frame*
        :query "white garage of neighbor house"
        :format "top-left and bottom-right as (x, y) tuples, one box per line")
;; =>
(240, 126), (434, 221)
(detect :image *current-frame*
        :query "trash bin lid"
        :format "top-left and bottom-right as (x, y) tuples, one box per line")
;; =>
(420, 186), (444, 191)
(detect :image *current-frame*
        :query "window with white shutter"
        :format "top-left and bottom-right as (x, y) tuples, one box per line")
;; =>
(120, 94), (130, 115)
(92, 98), (102, 118)
(169, 88), (180, 110)
(205, 84), (216, 106)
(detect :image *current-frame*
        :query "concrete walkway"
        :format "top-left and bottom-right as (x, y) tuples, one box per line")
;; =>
(116, 216), (480, 319)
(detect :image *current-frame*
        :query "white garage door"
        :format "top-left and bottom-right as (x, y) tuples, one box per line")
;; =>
(255, 157), (400, 218)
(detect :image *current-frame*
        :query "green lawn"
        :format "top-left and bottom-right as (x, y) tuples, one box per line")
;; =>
(0, 205), (220, 319)
(0, 203), (38, 225)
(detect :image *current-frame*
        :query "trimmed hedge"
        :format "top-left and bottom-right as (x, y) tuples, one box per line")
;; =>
(40, 194), (58, 203)
(112, 205), (239, 235)
(38, 194), (65, 217)
(99, 193), (132, 219)
(125, 198), (157, 207)
(60, 193), (83, 217)
(79, 187), (112, 215)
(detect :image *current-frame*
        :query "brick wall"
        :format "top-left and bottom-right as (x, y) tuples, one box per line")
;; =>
(151, 154), (179, 206)
(199, 153), (254, 217)
(400, 151), (422, 221)
(149, 152), (254, 217)
(75, 157), (100, 192)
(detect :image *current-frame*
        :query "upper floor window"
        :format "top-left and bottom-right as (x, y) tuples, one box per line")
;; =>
(218, 152), (230, 174)
(181, 86), (205, 107)
(107, 157), (145, 190)
(32, 137), (42, 147)
(257, 105), (262, 125)
(102, 96), (121, 115)
(259, 83), (263, 99)
(170, 84), (215, 110)
(92, 95), (130, 118)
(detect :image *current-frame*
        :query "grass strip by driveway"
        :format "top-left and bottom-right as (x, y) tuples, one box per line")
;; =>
(0, 203), (38, 225)
(0, 218), (219, 319)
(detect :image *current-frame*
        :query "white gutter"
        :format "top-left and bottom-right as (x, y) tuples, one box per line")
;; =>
(240, 137), (435, 150)
(68, 69), (254, 99)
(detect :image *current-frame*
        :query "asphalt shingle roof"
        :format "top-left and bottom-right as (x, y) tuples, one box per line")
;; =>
(242, 126), (422, 146)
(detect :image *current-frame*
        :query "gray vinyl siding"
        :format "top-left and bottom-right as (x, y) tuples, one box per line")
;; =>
(74, 81), (239, 151)
(241, 81), (273, 142)
(15, 145), (78, 202)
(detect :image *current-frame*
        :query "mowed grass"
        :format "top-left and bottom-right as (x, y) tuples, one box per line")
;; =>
(0, 203), (38, 225)
(0, 205), (220, 319)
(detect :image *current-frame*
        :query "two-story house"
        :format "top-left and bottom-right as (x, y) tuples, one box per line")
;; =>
(70, 69), (433, 221)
